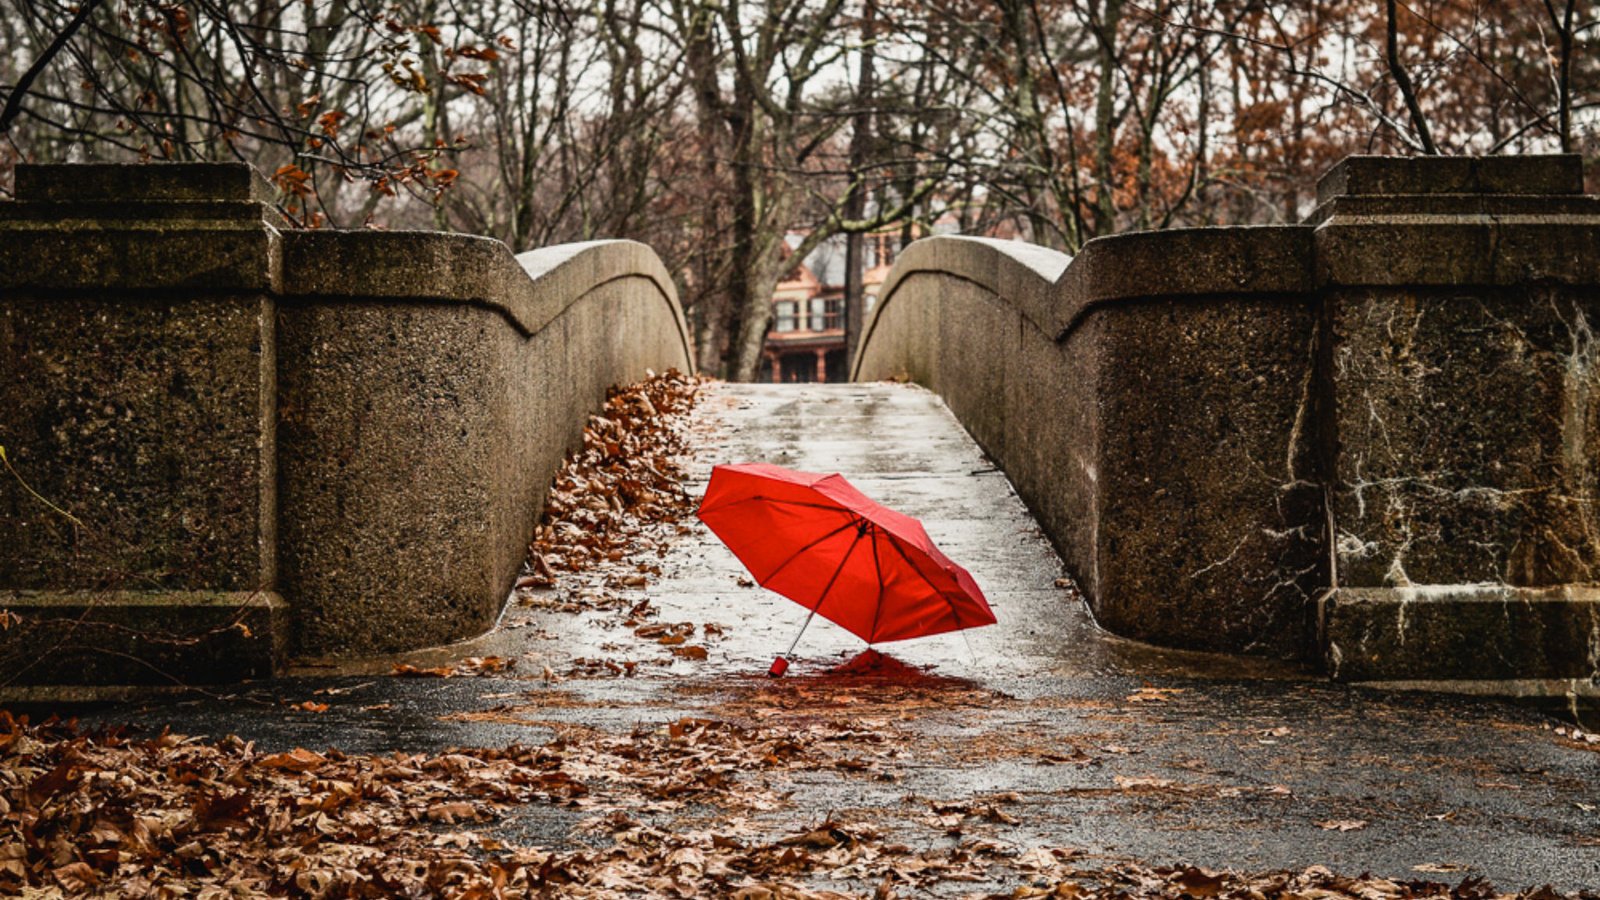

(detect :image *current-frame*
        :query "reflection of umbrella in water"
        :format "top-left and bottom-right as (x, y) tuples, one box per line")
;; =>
(696, 462), (997, 676)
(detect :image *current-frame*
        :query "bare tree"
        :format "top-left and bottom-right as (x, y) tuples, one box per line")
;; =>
(0, 0), (500, 220)
(672, 0), (946, 380)
(5, 0), (1592, 381)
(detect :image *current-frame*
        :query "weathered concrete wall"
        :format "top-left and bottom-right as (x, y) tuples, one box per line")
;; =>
(856, 154), (1600, 687)
(0, 163), (693, 682)
(276, 236), (688, 656)
(857, 231), (1324, 659)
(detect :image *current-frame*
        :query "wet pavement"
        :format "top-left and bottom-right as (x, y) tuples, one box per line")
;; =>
(53, 383), (1600, 891)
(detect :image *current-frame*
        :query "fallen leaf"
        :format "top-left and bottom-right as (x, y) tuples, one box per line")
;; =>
(1316, 819), (1368, 832)
(1171, 865), (1226, 898)
(257, 748), (326, 771)
(1126, 687), (1184, 703)
(392, 663), (454, 678)
(1038, 749), (1095, 766)
(425, 801), (481, 824)
(52, 862), (97, 893)
(1413, 862), (1468, 873)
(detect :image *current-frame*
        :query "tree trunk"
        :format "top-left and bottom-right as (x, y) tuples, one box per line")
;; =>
(1384, 0), (1437, 154)
(1092, 0), (1125, 235)
(729, 249), (786, 382)
(843, 0), (876, 376)
(844, 228), (864, 376)
(1545, 0), (1575, 153)
(723, 120), (761, 381)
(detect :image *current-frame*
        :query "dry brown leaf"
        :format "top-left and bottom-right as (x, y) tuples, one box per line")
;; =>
(52, 862), (98, 893)
(1039, 749), (1095, 766)
(391, 663), (454, 678)
(257, 748), (326, 771)
(1125, 687), (1184, 703)
(1412, 862), (1469, 873)
(1171, 865), (1227, 897)
(1315, 819), (1368, 832)
(425, 801), (481, 824)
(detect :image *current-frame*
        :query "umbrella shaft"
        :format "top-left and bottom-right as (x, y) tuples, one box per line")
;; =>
(782, 520), (869, 659)
(785, 608), (819, 657)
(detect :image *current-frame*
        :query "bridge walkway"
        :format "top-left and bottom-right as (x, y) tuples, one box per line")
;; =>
(647, 381), (1287, 681)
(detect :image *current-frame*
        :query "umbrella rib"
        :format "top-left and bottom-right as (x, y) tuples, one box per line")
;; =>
(756, 515), (862, 584)
(784, 526), (866, 658)
(866, 525), (886, 644)
(881, 532), (967, 636)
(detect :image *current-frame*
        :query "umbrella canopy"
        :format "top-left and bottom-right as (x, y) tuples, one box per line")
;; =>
(696, 462), (996, 646)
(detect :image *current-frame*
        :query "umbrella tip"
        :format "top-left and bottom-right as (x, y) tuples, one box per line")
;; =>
(767, 657), (790, 678)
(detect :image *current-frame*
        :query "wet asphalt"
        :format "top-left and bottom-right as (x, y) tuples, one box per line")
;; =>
(46, 383), (1600, 891)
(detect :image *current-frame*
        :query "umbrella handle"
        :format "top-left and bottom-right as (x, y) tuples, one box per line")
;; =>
(768, 607), (818, 677)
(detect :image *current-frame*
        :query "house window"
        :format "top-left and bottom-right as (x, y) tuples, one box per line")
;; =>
(775, 301), (797, 332)
(808, 298), (828, 331)
(825, 298), (843, 330)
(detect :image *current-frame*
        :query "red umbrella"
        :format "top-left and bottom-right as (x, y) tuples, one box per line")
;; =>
(696, 462), (996, 675)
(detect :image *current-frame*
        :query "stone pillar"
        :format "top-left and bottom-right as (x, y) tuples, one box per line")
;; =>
(0, 164), (287, 684)
(814, 349), (828, 383)
(1311, 155), (1600, 683)
(1068, 228), (1322, 659)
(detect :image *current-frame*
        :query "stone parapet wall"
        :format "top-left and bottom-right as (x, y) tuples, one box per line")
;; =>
(0, 163), (693, 683)
(854, 154), (1600, 687)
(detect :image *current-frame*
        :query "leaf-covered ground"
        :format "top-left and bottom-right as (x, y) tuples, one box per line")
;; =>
(10, 374), (1599, 897)
(5, 707), (1594, 899)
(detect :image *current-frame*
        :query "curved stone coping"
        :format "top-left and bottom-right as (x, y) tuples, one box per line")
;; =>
(854, 227), (1315, 379)
(281, 232), (692, 367)
(514, 239), (691, 359)
(1055, 226), (1313, 339)
(853, 235), (1070, 380)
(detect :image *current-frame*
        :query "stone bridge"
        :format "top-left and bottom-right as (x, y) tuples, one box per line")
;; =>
(0, 164), (691, 686)
(3, 155), (1599, 694)
(855, 155), (1600, 691)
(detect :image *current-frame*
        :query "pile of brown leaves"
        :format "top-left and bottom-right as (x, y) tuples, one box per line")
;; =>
(0, 710), (1589, 899)
(520, 370), (700, 594)
(0, 711), (583, 897)
(0, 707), (884, 898)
